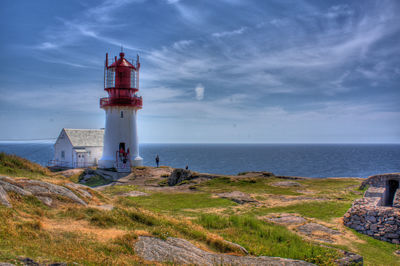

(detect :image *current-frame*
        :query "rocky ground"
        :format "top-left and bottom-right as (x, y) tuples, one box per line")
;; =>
(0, 154), (399, 265)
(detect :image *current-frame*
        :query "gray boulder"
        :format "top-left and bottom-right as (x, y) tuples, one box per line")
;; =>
(216, 191), (258, 204)
(0, 186), (11, 208)
(168, 169), (195, 186)
(135, 236), (314, 265)
(18, 180), (87, 206)
(0, 176), (87, 207)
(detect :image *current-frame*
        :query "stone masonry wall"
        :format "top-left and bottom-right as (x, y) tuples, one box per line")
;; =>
(344, 189), (400, 244)
(343, 198), (400, 244)
(393, 189), (400, 209)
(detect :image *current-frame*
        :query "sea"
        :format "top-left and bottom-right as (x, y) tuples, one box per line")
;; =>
(0, 143), (399, 178)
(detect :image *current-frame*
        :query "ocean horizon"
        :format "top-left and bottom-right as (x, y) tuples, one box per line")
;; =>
(0, 142), (399, 178)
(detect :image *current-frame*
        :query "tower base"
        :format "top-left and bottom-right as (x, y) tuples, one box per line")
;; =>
(131, 156), (143, 167)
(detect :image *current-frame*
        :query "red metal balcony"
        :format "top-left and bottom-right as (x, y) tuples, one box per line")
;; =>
(100, 96), (142, 108)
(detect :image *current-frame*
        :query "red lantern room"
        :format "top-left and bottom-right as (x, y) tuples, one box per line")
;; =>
(100, 52), (143, 109)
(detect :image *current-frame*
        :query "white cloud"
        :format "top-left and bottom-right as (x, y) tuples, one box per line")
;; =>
(212, 27), (247, 38)
(195, 84), (204, 100)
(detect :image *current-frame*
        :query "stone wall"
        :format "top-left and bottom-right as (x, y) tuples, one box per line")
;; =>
(344, 173), (400, 244)
(360, 173), (400, 189)
(343, 198), (400, 244)
(393, 189), (400, 208)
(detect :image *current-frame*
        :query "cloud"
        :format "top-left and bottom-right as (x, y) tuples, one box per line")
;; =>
(212, 27), (247, 38)
(195, 84), (204, 100)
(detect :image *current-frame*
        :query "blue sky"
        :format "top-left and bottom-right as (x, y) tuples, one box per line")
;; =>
(0, 0), (399, 143)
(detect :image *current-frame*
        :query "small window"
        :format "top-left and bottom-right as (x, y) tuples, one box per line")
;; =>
(61, 151), (65, 159)
(120, 111), (124, 118)
(88, 151), (91, 156)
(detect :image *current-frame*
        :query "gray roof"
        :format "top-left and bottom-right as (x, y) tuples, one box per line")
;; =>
(63, 128), (104, 147)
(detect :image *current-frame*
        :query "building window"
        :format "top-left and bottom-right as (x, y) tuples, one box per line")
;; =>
(120, 111), (124, 118)
(61, 151), (65, 159)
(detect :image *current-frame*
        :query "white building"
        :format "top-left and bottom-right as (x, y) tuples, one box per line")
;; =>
(52, 128), (104, 168)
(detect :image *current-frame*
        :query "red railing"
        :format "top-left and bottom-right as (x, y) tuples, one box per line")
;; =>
(100, 96), (142, 108)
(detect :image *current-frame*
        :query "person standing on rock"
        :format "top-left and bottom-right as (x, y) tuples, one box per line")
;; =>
(155, 154), (160, 168)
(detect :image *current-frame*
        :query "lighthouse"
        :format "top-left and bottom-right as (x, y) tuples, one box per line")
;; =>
(98, 52), (143, 171)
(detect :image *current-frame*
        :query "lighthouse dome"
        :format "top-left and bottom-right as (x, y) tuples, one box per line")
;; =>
(109, 52), (136, 69)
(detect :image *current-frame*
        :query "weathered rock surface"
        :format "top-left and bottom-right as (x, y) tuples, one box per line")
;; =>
(216, 191), (258, 204)
(64, 183), (93, 199)
(120, 191), (148, 197)
(167, 168), (196, 186)
(271, 181), (301, 187)
(264, 214), (307, 225)
(0, 176), (87, 207)
(0, 263), (14, 266)
(135, 236), (314, 265)
(335, 251), (363, 266)
(0, 185), (11, 208)
(297, 223), (340, 243)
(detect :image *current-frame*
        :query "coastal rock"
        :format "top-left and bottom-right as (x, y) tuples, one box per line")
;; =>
(263, 213), (307, 225)
(271, 181), (301, 187)
(65, 183), (93, 199)
(335, 251), (363, 266)
(135, 236), (314, 265)
(0, 176), (87, 207)
(120, 191), (148, 197)
(167, 169), (195, 186)
(0, 180), (32, 196)
(297, 223), (340, 243)
(0, 263), (14, 266)
(0, 186), (11, 207)
(17, 180), (87, 206)
(216, 191), (258, 204)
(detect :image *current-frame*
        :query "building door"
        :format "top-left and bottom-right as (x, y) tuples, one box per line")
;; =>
(385, 180), (399, 206)
(119, 142), (125, 152)
(77, 153), (85, 168)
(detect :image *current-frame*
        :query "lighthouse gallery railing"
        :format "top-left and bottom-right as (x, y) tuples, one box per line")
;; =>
(100, 96), (143, 108)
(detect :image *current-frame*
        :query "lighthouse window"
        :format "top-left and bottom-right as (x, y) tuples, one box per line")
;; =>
(61, 151), (65, 159)
(120, 111), (124, 118)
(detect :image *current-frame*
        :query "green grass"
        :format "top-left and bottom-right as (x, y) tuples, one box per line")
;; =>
(118, 192), (237, 213)
(83, 174), (112, 187)
(101, 184), (141, 195)
(196, 213), (340, 265)
(197, 176), (302, 195)
(0, 152), (51, 178)
(351, 230), (400, 266)
(298, 178), (362, 193)
(249, 201), (353, 221)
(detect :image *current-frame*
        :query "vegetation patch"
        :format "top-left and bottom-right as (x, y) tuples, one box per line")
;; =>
(196, 213), (340, 265)
(198, 176), (302, 195)
(249, 201), (353, 221)
(0, 153), (51, 178)
(118, 192), (237, 213)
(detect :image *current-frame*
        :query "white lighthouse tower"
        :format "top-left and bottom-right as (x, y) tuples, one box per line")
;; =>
(98, 52), (143, 171)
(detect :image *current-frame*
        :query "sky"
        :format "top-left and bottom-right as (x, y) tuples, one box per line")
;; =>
(0, 0), (399, 143)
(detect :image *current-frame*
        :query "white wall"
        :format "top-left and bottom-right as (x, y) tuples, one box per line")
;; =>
(54, 130), (74, 167)
(54, 130), (104, 168)
(99, 106), (142, 168)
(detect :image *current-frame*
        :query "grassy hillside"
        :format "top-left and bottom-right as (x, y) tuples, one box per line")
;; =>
(0, 152), (51, 178)
(0, 153), (398, 265)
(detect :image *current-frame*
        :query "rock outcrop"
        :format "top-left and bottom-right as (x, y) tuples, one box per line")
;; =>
(216, 191), (258, 204)
(167, 168), (196, 186)
(0, 176), (88, 207)
(135, 236), (314, 265)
